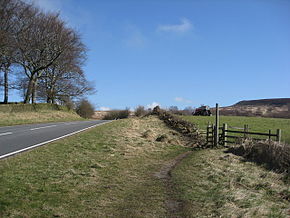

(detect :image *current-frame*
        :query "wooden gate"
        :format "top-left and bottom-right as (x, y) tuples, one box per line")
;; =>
(206, 123), (282, 147)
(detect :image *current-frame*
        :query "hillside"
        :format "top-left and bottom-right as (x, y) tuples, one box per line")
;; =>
(234, 98), (290, 107)
(219, 98), (290, 118)
(0, 103), (83, 126)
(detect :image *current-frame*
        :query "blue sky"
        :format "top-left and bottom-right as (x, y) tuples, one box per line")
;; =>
(22, 0), (290, 110)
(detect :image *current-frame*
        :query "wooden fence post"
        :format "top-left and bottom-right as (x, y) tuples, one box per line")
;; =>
(223, 123), (227, 146)
(276, 129), (281, 143)
(268, 130), (271, 141)
(206, 125), (209, 145)
(214, 103), (219, 147)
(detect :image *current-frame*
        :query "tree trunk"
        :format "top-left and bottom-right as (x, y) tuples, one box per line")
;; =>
(50, 86), (55, 104)
(3, 67), (8, 104)
(31, 79), (37, 104)
(24, 79), (33, 104)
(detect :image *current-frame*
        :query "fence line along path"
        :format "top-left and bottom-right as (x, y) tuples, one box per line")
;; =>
(206, 123), (282, 147)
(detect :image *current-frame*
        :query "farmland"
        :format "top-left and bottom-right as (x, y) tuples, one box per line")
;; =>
(181, 115), (290, 144)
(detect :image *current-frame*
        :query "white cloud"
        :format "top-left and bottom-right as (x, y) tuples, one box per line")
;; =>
(99, 107), (110, 111)
(146, 102), (161, 109)
(174, 97), (192, 104)
(125, 31), (147, 48)
(123, 25), (147, 48)
(157, 18), (192, 33)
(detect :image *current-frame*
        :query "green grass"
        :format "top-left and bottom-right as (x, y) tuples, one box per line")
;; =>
(182, 115), (290, 144)
(1, 116), (289, 217)
(0, 103), (84, 126)
(0, 117), (188, 217)
(172, 149), (290, 217)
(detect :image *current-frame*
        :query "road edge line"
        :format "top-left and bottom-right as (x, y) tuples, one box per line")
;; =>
(0, 120), (113, 160)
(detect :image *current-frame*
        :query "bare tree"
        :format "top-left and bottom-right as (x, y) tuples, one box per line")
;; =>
(14, 8), (80, 103)
(182, 106), (194, 115)
(0, 0), (20, 103)
(1, 0), (92, 104)
(169, 106), (179, 114)
(36, 29), (92, 103)
(37, 66), (94, 104)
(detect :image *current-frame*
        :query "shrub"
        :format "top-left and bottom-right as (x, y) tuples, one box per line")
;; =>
(103, 108), (130, 120)
(60, 96), (75, 111)
(135, 105), (147, 117)
(76, 99), (95, 118)
(229, 140), (290, 173)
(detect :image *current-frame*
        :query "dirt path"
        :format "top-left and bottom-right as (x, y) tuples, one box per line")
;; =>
(154, 150), (193, 217)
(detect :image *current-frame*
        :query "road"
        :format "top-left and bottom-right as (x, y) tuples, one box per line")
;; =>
(0, 120), (110, 159)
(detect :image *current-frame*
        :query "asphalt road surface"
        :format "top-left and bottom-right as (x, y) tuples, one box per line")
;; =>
(0, 120), (110, 159)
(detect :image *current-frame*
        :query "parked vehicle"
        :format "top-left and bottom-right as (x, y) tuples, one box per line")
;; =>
(192, 105), (212, 116)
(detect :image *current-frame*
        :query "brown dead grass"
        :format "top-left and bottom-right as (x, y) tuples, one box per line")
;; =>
(114, 116), (192, 158)
(228, 140), (290, 173)
(173, 149), (290, 217)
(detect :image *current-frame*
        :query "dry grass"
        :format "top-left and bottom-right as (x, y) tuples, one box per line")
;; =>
(229, 140), (290, 173)
(0, 110), (83, 126)
(172, 149), (290, 217)
(0, 116), (189, 217)
(1, 115), (289, 217)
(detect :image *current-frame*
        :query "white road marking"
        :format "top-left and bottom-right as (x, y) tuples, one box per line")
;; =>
(0, 132), (12, 137)
(30, 125), (57, 131)
(0, 121), (112, 159)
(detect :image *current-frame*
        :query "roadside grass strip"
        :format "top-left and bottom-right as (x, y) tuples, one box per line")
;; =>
(0, 110), (84, 127)
(172, 149), (290, 217)
(0, 116), (289, 217)
(0, 116), (188, 217)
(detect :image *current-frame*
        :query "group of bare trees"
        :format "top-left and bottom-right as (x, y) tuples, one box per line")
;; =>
(0, 0), (93, 104)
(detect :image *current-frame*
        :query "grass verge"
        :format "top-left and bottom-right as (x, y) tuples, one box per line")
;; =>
(0, 116), (188, 217)
(1, 115), (289, 217)
(172, 149), (290, 217)
(0, 103), (84, 126)
(0, 110), (84, 126)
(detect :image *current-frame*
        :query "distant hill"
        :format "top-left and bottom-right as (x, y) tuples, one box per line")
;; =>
(233, 98), (290, 107)
(219, 98), (290, 118)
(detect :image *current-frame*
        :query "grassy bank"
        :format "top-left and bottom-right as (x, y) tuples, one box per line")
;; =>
(1, 116), (289, 217)
(0, 103), (83, 126)
(0, 116), (188, 217)
(172, 149), (290, 217)
(182, 115), (290, 144)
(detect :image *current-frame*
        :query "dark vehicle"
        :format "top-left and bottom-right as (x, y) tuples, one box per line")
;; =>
(192, 106), (212, 116)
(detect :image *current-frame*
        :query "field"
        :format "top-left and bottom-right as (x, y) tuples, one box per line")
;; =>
(181, 115), (290, 144)
(0, 116), (289, 217)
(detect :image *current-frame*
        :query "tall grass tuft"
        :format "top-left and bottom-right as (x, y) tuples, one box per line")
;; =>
(229, 140), (290, 173)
